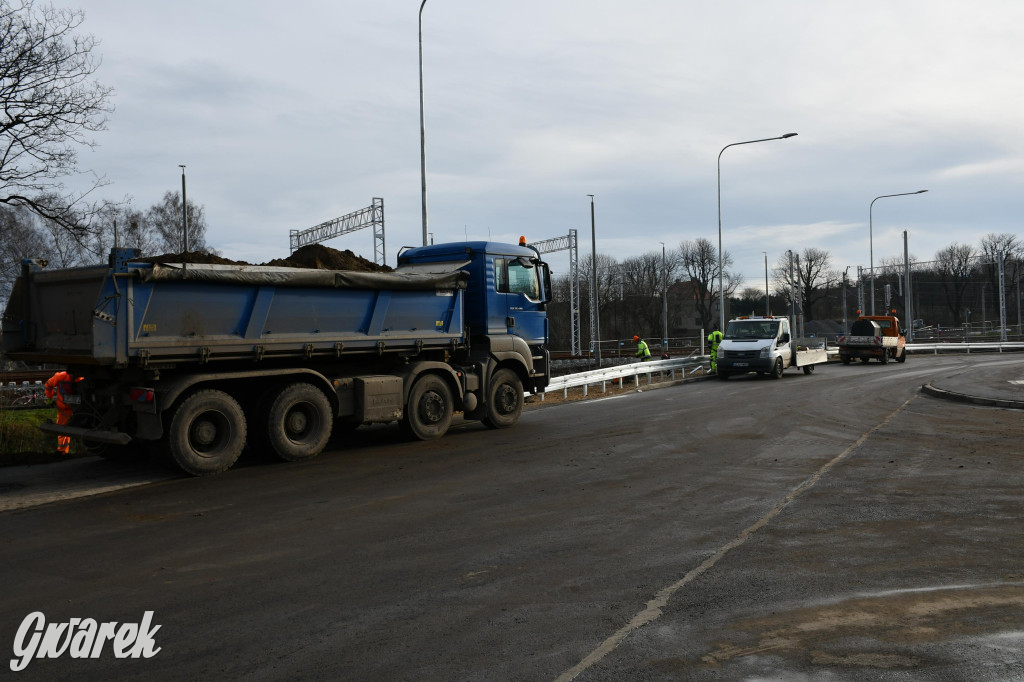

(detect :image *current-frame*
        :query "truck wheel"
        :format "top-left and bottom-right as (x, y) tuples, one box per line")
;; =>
(896, 348), (907, 363)
(840, 355), (851, 365)
(802, 364), (815, 375)
(168, 390), (246, 475)
(859, 357), (870, 364)
(482, 368), (523, 429)
(718, 372), (730, 380)
(770, 358), (784, 379)
(880, 350), (889, 364)
(266, 383), (333, 461)
(403, 374), (453, 440)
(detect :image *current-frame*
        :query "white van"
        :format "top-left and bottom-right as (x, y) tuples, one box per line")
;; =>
(715, 316), (827, 380)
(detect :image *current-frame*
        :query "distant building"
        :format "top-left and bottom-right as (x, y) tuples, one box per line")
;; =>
(669, 280), (729, 335)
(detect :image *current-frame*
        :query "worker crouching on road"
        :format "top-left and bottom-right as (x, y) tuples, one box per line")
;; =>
(44, 370), (82, 454)
(633, 335), (651, 361)
(707, 330), (723, 373)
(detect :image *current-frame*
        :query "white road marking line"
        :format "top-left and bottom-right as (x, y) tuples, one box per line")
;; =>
(554, 396), (917, 682)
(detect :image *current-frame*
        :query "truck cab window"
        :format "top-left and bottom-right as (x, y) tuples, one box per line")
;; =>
(496, 258), (541, 301)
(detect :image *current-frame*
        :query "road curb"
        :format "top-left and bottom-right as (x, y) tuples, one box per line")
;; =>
(921, 382), (1024, 410)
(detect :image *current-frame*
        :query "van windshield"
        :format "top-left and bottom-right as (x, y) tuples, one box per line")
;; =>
(724, 320), (780, 340)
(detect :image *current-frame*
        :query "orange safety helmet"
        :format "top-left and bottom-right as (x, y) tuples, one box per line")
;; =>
(633, 335), (640, 342)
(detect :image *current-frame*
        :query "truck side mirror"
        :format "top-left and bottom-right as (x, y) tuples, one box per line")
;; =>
(779, 332), (790, 344)
(540, 262), (552, 304)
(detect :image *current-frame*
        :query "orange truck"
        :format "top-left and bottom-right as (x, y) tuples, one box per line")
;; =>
(837, 314), (907, 364)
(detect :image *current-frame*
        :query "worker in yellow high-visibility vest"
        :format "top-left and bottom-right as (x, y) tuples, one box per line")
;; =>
(708, 330), (723, 373)
(633, 335), (651, 361)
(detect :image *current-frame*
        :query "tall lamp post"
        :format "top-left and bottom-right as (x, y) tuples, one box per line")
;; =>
(589, 195), (601, 367)
(418, 0), (429, 246)
(179, 165), (188, 254)
(717, 133), (798, 332)
(661, 242), (668, 351)
(762, 251), (770, 315)
(869, 190), (927, 315)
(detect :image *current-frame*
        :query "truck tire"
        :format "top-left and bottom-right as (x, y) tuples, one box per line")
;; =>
(718, 371), (730, 380)
(880, 350), (889, 364)
(896, 348), (907, 363)
(802, 364), (815, 375)
(482, 368), (523, 429)
(403, 374), (453, 440)
(168, 390), (246, 475)
(770, 358), (784, 380)
(840, 355), (851, 365)
(266, 383), (333, 462)
(859, 357), (870, 364)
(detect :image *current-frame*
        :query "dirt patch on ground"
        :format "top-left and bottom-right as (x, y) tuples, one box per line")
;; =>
(139, 243), (390, 273)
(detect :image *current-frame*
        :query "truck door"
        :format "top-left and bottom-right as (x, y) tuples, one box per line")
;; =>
(494, 256), (548, 345)
(776, 320), (792, 367)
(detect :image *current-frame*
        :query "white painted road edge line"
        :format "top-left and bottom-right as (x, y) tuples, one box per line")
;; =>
(554, 396), (918, 682)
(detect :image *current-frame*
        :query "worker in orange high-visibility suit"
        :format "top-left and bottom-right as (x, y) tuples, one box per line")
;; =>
(44, 371), (82, 454)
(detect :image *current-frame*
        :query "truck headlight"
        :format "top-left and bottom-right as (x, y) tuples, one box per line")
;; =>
(717, 349), (726, 360)
(759, 346), (770, 359)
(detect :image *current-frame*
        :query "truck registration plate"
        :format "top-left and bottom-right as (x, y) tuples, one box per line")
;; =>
(63, 395), (81, 405)
(733, 362), (748, 367)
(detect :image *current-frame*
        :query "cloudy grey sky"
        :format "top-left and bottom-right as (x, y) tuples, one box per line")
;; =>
(72, 1), (1024, 285)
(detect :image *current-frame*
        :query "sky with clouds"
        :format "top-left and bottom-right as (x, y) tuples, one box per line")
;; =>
(68, 0), (1024, 286)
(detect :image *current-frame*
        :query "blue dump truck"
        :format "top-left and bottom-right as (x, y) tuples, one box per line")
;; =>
(1, 241), (551, 475)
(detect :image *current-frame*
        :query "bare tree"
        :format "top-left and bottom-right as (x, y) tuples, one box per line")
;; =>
(618, 251), (670, 336)
(979, 233), (1022, 321)
(934, 242), (977, 325)
(738, 286), (766, 315)
(145, 191), (208, 254)
(877, 253), (919, 316)
(772, 248), (837, 321)
(0, 204), (50, 301)
(0, 0), (114, 235)
(677, 237), (742, 332)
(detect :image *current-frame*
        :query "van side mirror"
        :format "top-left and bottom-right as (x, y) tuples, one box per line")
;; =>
(779, 332), (790, 344)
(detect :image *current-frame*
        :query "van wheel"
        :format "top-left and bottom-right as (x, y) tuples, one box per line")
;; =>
(403, 374), (453, 440)
(266, 383), (333, 461)
(802, 364), (815, 375)
(896, 348), (907, 363)
(168, 390), (246, 475)
(770, 358), (784, 379)
(482, 368), (523, 429)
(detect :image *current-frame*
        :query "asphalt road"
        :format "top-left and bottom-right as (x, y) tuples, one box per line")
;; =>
(2, 355), (1023, 681)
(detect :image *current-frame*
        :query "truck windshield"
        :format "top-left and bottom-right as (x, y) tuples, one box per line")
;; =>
(724, 320), (780, 340)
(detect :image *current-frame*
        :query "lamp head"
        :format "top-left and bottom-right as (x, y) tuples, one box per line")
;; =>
(781, 133), (798, 139)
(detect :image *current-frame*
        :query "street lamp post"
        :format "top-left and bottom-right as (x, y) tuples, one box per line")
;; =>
(717, 133), (797, 332)
(762, 251), (769, 316)
(179, 165), (188, 254)
(869, 190), (927, 315)
(661, 242), (668, 351)
(418, 0), (429, 246)
(589, 195), (601, 367)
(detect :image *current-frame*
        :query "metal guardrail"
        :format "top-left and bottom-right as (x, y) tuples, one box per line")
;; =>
(542, 356), (708, 399)
(906, 342), (1024, 354)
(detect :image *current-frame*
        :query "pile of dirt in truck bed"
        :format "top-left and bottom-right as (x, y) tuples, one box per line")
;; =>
(138, 251), (242, 265)
(138, 243), (390, 272)
(263, 244), (391, 272)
